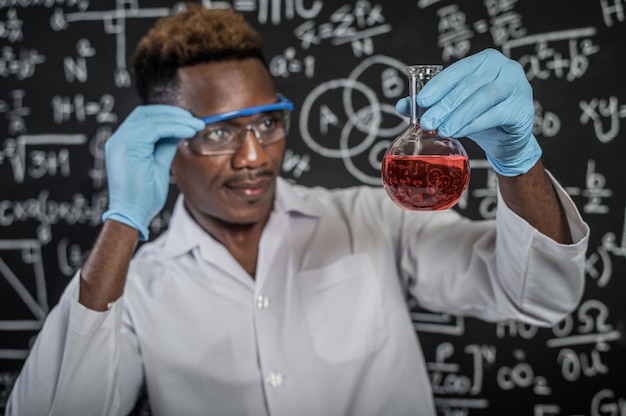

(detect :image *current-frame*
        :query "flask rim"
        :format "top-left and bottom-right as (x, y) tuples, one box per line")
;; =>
(405, 64), (443, 80)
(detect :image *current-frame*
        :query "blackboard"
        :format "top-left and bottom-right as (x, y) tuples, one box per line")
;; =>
(1, 1), (625, 415)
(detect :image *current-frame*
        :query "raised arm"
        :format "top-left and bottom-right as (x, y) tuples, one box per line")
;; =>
(80, 105), (204, 311)
(497, 160), (571, 244)
(5, 105), (203, 416)
(79, 221), (139, 310)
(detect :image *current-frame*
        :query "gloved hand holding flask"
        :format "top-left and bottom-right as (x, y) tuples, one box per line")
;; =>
(395, 48), (542, 177)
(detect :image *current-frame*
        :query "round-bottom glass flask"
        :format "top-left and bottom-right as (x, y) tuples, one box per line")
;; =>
(382, 65), (470, 211)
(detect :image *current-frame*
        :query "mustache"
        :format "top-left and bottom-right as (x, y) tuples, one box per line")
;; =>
(225, 169), (276, 185)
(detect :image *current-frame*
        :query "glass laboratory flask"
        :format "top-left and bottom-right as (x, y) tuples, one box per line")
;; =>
(382, 65), (470, 211)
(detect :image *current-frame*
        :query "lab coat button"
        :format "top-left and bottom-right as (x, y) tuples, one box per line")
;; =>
(256, 294), (270, 309)
(266, 372), (284, 388)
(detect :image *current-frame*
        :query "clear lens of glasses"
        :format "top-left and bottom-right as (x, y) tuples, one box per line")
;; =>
(188, 108), (291, 156)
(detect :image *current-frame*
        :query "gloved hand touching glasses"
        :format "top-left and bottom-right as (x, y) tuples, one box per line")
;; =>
(102, 105), (205, 240)
(395, 48), (542, 177)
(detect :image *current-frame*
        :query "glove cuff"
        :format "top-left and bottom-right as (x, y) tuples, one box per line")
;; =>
(487, 134), (542, 177)
(102, 210), (150, 241)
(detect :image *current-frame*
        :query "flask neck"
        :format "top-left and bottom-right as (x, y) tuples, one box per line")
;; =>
(409, 73), (420, 126)
(406, 65), (442, 126)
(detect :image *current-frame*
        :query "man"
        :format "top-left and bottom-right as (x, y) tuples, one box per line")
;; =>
(7, 3), (589, 416)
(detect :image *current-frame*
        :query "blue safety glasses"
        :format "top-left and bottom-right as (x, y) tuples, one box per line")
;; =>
(185, 95), (294, 156)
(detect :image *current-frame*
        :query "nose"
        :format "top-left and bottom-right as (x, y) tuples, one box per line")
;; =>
(231, 128), (270, 169)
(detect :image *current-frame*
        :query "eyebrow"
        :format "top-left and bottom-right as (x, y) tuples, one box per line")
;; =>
(205, 111), (281, 127)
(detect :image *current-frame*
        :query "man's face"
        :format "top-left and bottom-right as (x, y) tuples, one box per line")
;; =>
(170, 58), (286, 228)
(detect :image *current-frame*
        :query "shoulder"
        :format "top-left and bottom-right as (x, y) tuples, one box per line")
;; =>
(284, 179), (392, 213)
(280, 179), (415, 237)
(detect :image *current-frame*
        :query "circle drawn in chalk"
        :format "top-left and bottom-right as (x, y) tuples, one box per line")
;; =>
(345, 55), (410, 137)
(299, 78), (381, 159)
(340, 103), (399, 186)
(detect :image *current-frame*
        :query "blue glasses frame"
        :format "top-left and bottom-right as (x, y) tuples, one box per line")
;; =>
(197, 94), (294, 124)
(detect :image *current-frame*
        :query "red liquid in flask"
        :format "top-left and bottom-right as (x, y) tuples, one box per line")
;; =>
(382, 154), (470, 210)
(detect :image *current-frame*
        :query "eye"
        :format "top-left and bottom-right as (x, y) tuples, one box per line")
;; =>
(202, 126), (233, 145)
(257, 113), (282, 133)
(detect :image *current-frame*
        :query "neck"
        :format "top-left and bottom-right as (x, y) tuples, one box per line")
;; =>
(185, 204), (270, 279)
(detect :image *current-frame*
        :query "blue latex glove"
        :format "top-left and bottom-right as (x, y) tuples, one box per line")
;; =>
(396, 48), (542, 177)
(102, 105), (204, 240)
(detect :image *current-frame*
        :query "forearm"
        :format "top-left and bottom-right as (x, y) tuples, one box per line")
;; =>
(409, 181), (587, 325)
(79, 220), (139, 311)
(497, 159), (572, 244)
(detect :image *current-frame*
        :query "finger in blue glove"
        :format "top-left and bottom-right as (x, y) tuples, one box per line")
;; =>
(102, 105), (205, 240)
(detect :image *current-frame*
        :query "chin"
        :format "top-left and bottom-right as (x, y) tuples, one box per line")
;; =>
(217, 200), (274, 226)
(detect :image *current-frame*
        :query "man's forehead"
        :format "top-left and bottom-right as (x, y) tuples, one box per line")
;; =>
(175, 59), (277, 115)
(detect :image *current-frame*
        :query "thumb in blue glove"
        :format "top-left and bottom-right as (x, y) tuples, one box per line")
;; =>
(395, 48), (542, 177)
(102, 105), (205, 240)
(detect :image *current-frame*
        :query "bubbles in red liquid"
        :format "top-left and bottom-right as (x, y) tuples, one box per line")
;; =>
(382, 154), (470, 210)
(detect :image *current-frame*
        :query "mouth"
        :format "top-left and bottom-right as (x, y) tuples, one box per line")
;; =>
(225, 178), (272, 199)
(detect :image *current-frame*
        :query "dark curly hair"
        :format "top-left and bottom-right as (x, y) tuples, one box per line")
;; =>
(132, 3), (266, 104)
